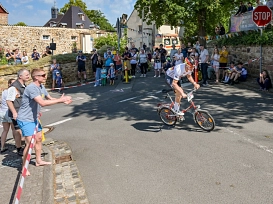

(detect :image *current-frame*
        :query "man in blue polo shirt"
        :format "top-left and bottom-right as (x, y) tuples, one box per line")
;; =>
(76, 51), (87, 83)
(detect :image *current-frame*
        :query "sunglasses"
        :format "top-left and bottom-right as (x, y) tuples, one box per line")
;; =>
(36, 74), (46, 77)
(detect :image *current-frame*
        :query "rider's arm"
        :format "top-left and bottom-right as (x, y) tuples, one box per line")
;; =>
(187, 74), (200, 89)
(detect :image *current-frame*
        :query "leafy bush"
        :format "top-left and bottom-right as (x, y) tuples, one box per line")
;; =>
(216, 28), (273, 47)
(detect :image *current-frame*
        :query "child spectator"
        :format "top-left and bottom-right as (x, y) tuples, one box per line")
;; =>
(248, 2), (253, 11)
(222, 62), (235, 83)
(101, 67), (107, 86)
(108, 63), (115, 85)
(228, 62), (246, 85)
(50, 59), (61, 90)
(257, 70), (272, 91)
(153, 49), (161, 77)
(55, 72), (63, 92)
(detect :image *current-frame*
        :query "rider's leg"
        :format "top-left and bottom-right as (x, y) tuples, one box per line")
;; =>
(174, 92), (182, 111)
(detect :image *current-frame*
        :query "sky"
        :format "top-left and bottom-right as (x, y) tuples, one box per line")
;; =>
(2, 0), (136, 26)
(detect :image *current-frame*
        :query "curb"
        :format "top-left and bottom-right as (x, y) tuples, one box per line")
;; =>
(41, 145), (54, 204)
(43, 138), (89, 204)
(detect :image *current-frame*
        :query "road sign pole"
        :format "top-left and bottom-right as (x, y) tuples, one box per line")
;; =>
(260, 27), (263, 74)
(252, 6), (272, 74)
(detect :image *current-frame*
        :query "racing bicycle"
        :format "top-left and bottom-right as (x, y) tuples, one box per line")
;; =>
(157, 88), (215, 131)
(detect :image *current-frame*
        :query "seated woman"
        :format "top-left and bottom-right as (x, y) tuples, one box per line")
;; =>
(257, 70), (272, 91)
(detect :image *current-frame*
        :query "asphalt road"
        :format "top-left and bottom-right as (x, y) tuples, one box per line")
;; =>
(30, 73), (273, 203)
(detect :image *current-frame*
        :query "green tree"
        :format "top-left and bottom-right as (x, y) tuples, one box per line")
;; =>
(60, 0), (115, 31)
(134, 0), (256, 44)
(94, 33), (127, 52)
(14, 22), (27, 26)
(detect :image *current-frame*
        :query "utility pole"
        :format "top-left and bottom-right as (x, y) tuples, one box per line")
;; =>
(116, 18), (121, 51)
(141, 9), (144, 49)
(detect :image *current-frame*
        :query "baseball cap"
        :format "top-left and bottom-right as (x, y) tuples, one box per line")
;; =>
(56, 72), (60, 74)
(78, 50), (83, 53)
(110, 63), (114, 66)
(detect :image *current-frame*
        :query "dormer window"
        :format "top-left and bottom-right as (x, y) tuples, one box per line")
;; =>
(59, 23), (67, 28)
(76, 23), (84, 28)
(49, 21), (57, 27)
(78, 12), (85, 21)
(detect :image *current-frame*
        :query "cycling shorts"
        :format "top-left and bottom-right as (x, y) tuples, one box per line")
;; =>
(165, 75), (181, 88)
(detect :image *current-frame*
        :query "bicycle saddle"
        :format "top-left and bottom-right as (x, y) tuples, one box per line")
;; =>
(162, 89), (173, 93)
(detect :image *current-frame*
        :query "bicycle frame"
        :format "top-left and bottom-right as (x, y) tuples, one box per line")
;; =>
(157, 89), (201, 118)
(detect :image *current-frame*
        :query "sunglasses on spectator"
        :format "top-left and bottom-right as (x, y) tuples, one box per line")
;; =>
(36, 74), (47, 77)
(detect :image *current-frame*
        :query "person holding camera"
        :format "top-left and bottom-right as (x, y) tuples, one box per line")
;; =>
(31, 49), (40, 61)
(174, 49), (184, 65)
(91, 49), (99, 75)
(76, 51), (87, 83)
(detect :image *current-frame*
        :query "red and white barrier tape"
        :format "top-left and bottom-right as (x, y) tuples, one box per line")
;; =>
(15, 121), (39, 204)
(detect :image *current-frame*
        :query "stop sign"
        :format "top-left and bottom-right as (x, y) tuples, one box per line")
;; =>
(252, 5), (272, 27)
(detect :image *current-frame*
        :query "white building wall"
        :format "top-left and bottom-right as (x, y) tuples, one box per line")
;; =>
(127, 9), (154, 50)
(127, 9), (182, 51)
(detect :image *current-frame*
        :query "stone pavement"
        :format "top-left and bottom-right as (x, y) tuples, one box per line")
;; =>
(0, 137), (89, 204)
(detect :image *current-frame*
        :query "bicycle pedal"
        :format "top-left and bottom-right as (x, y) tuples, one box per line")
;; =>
(178, 116), (185, 121)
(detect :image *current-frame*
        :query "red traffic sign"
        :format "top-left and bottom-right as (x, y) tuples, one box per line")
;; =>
(252, 5), (272, 27)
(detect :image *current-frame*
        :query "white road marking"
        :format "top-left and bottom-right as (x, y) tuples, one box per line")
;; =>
(225, 128), (273, 154)
(148, 96), (160, 100)
(46, 118), (73, 126)
(110, 89), (124, 92)
(118, 96), (138, 103)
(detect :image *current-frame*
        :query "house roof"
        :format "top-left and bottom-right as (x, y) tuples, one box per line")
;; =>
(43, 14), (64, 27)
(0, 3), (9, 14)
(44, 6), (94, 29)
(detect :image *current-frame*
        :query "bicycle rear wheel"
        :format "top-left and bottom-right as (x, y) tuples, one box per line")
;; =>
(158, 107), (177, 126)
(194, 110), (215, 131)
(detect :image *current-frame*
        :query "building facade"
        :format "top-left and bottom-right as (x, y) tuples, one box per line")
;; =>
(0, 25), (102, 55)
(127, 9), (182, 52)
(0, 3), (8, 25)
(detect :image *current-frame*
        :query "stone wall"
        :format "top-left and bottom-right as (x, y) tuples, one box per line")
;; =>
(0, 13), (8, 25)
(0, 25), (97, 55)
(207, 45), (273, 79)
(0, 60), (94, 92)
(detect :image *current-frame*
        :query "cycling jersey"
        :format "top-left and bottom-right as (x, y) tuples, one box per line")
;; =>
(166, 63), (193, 81)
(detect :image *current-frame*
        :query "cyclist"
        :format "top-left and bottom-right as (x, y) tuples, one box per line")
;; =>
(165, 56), (200, 116)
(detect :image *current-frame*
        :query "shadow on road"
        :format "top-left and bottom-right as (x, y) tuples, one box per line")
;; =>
(61, 75), (273, 132)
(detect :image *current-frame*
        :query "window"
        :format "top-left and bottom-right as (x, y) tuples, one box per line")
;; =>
(42, 35), (50, 40)
(76, 23), (84, 28)
(139, 25), (142, 32)
(78, 12), (85, 21)
(49, 22), (56, 27)
(59, 23), (67, 28)
(71, 36), (77, 41)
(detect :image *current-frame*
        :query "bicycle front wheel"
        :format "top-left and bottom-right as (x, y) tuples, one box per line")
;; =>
(194, 110), (215, 131)
(158, 107), (177, 126)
